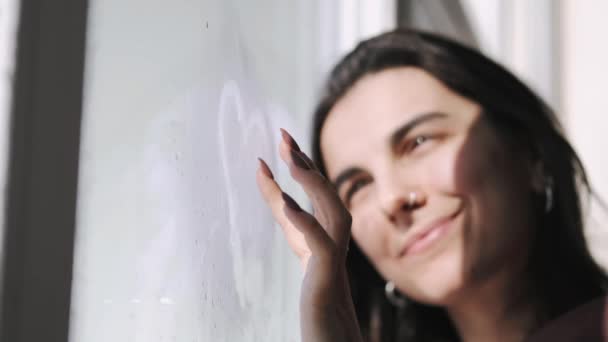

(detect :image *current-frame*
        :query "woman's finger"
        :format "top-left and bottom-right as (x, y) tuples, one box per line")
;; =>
(281, 191), (335, 261)
(279, 128), (322, 173)
(256, 158), (335, 261)
(278, 129), (352, 248)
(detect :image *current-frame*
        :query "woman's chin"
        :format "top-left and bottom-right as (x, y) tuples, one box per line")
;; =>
(399, 254), (468, 306)
(406, 279), (465, 307)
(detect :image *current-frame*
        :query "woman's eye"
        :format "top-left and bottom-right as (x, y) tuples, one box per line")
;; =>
(345, 178), (369, 204)
(405, 135), (430, 152)
(413, 135), (428, 148)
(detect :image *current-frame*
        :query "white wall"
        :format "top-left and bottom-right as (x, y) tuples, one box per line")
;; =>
(461, 0), (559, 108)
(561, 0), (608, 266)
(334, 0), (396, 59)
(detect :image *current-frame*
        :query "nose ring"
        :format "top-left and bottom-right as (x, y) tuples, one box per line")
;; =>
(407, 192), (417, 209)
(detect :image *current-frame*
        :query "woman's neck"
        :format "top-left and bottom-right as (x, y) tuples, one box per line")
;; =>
(445, 266), (545, 342)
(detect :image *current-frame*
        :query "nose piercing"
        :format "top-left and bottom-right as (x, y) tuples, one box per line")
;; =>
(407, 192), (417, 209)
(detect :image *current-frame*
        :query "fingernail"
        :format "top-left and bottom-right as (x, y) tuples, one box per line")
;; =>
(257, 158), (274, 179)
(282, 192), (302, 212)
(280, 128), (301, 152)
(290, 150), (311, 170)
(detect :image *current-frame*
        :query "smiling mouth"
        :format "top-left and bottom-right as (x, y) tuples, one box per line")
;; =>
(399, 210), (460, 257)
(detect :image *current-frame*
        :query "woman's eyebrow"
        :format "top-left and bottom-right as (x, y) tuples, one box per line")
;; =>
(331, 113), (448, 192)
(332, 167), (364, 193)
(389, 112), (448, 151)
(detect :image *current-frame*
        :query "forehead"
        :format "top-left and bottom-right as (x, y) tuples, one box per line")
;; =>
(320, 67), (477, 178)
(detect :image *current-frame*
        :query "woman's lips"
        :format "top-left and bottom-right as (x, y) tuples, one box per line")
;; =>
(399, 211), (459, 257)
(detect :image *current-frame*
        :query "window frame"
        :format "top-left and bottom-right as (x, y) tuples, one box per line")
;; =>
(0, 1), (88, 341)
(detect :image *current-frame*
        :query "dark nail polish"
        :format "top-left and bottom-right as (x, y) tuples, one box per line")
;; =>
(257, 158), (274, 179)
(282, 192), (302, 212)
(280, 128), (301, 152)
(290, 150), (311, 170)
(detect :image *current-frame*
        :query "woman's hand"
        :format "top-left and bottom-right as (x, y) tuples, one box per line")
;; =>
(256, 129), (363, 342)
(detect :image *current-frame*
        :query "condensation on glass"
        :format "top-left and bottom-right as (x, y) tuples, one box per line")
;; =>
(68, 1), (326, 341)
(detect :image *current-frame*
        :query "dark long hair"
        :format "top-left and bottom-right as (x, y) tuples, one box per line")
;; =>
(310, 28), (607, 341)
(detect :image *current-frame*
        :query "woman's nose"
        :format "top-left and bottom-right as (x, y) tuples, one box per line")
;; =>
(378, 187), (426, 226)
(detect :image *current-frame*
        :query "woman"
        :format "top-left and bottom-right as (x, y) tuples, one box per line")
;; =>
(256, 28), (608, 341)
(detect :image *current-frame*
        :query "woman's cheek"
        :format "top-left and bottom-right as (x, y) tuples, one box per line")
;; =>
(430, 133), (501, 195)
(351, 208), (389, 260)
(422, 139), (471, 193)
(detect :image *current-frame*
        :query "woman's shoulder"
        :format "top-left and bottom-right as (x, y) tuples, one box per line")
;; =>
(527, 295), (608, 342)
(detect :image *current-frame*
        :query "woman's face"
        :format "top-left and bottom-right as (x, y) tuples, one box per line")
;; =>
(320, 67), (538, 305)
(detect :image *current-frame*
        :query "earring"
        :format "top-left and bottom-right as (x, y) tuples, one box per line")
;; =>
(385, 281), (408, 307)
(544, 178), (554, 213)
